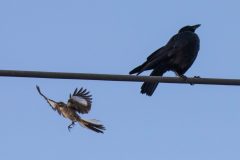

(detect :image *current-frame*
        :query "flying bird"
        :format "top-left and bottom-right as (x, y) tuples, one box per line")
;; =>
(129, 24), (201, 96)
(36, 85), (105, 133)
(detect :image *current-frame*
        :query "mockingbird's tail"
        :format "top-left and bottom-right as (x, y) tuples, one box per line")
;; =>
(79, 119), (105, 133)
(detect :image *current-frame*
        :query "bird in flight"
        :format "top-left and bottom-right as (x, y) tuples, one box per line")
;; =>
(129, 24), (201, 96)
(36, 85), (105, 133)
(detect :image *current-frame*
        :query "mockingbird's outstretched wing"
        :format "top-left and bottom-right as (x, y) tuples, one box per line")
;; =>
(36, 85), (62, 115)
(67, 88), (92, 114)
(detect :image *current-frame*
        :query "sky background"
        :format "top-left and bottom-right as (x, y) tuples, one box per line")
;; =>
(1, 0), (240, 160)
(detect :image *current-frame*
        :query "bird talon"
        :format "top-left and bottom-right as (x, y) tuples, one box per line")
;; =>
(68, 122), (75, 132)
(180, 75), (194, 85)
(193, 76), (200, 78)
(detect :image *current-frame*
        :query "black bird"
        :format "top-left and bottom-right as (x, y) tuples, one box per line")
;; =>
(129, 24), (201, 96)
(36, 85), (105, 133)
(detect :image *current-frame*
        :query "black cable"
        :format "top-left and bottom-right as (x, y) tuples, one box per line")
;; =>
(0, 69), (239, 86)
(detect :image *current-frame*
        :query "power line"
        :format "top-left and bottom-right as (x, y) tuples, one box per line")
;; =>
(0, 69), (239, 86)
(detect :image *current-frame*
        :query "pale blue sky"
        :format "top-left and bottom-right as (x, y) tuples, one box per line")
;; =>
(1, 1), (240, 160)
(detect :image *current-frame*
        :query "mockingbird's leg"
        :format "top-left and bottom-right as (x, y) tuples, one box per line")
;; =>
(68, 122), (75, 131)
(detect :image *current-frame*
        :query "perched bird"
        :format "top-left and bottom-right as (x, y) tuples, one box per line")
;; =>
(36, 85), (105, 133)
(129, 24), (201, 96)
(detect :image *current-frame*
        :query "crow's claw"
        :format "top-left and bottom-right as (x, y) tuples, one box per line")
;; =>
(180, 75), (194, 85)
(193, 76), (200, 78)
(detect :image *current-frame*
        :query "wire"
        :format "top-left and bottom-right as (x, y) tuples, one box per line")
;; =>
(0, 69), (239, 86)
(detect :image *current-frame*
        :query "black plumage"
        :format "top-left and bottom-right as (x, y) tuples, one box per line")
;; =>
(129, 24), (201, 96)
(36, 85), (105, 133)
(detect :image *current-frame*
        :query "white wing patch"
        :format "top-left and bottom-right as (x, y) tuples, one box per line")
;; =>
(71, 96), (88, 106)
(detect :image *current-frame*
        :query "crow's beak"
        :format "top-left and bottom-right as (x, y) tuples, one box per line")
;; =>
(192, 24), (201, 29)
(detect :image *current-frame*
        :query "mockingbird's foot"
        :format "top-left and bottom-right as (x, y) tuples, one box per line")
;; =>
(68, 122), (75, 132)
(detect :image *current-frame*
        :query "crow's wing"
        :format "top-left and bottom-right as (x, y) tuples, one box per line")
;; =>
(147, 46), (167, 61)
(141, 33), (193, 71)
(36, 85), (62, 115)
(146, 34), (181, 62)
(67, 88), (92, 114)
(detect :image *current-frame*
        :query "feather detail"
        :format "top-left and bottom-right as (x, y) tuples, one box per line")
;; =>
(67, 87), (92, 114)
(79, 118), (105, 133)
(36, 85), (62, 115)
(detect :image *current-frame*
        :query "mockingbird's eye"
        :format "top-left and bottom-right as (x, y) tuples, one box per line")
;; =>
(58, 102), (65, 106)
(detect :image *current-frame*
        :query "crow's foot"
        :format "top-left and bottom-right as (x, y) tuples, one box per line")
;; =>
(179, 75), (194, 85)
(193, 76), (201, 78)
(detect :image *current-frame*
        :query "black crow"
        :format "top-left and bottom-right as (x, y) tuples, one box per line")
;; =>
(36, 86), (105, 133)
(129, 24), (201, 96)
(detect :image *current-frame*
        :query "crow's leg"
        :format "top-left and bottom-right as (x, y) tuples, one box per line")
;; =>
(68, 121), (75, 132)
(174, 72), (197, 85)
(179, 75), (194, 85)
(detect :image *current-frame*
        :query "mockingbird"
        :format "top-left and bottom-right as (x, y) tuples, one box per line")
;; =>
(36, 86), (105, 133)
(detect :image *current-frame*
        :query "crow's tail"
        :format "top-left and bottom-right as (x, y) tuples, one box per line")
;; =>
(79, 119), (106, 133)
(141, 68), (166, 96)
